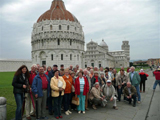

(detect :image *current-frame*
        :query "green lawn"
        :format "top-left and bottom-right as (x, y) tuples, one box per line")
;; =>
(0, 72), (16, 120)
(0, 67), (149, 120)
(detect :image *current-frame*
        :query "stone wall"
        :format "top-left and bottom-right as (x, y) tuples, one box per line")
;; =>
(0, 60), (32, 72)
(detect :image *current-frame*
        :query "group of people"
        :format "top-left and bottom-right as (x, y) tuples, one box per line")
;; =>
(12, 64), (160, 120)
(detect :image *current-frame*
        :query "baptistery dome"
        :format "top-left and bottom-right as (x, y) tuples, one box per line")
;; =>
(31, 0), (85, 68)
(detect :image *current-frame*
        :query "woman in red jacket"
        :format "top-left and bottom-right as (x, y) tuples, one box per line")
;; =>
(139, 69), (149, 93)
(75, 71), (89, 114)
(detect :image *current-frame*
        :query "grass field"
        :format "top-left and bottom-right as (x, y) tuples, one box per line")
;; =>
(0, 67), (149, 120)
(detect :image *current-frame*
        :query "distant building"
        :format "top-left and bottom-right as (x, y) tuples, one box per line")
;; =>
(133, 60), (148, 65)
(147, 58), (160, 66)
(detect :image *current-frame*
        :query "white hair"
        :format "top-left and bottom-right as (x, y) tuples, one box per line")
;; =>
(131, 66), (135, 69)
(127, 82), (131, 85)
(90, 69), (94, 72)
(31, 64), (37, 68)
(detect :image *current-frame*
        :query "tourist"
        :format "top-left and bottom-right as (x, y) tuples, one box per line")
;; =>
(89, 82), (105, 110)
(117, 69), (128, 101)
(36, 64), (40, 74)
(123, 82), (137, 107)
(48, 65), (58, 115)
(139, 69), (149, 93)
(42, 65), (47, 72)
(108, 67), (113, 76)
(127, 67), (130, 73)
(129, 66), (141, 103)
(50, 70), (66, 119)
(12, 65), (30, 120)
(76, 65), (79, 71)
(89, 69), (94, 79)
(100, 73), (106, 86)
(73, 67), (78, 77)
(101, 80), (118, 110)
(104, 69), (111, 80)
(74, 71), (89, 114)
(63, 69), (74, 115)
(25, 64), (37, 119)
(118, 67), (127, 76)
(45, 66), (52, 76)
(60, 64), (65, 76)
(99, 67), (105, 77)
(87, 67), (91, 74)
(83, 69), (91, 110)
(32, 66), (50, 119)
(69, 65), (73, 71)
(91, 71), (102, 88)
(111, 69), (118, 92)
(70, 71), (77, 110)
(94, 66), (99, 71)
(153, 68), (160, 90)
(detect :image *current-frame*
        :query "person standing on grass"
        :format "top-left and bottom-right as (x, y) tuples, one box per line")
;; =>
(12, 65), (30, 120)
(139, 69), (149, 93)
(25, 64), (37, 120)
(129, 66), (141, 104)
(153, 68), (160, 90)
(45, 66), (52, 76)
(32, 66), (50, 119)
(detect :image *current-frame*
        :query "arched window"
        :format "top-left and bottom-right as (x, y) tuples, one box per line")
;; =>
(50, 25), (52, 30)
(51, 54), (53, 60)
(77, 55), (79, 61)
(58, 39), (60, 45)
(75, 27), (76, 31)
(42, 26), (43, 31)
(70, 40), (72, 45)
(67, 25), (69, 30)
(59, 25), (61, 30)
(70, 54), (72, 60)
(61, 54), (63, 60)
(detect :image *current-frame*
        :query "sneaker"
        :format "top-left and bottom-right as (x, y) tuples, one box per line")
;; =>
(83, 111), (85, 114)
(113, 106), (118, 110)
(78, 111), (81, 114)
(59, 116), (63, 118)
(67, 110), (72, 114)
(92, 105), (97, 110)
(133, 104), (136, 107)
(55, 117), (59, 119)
(65, 111), (69, 115)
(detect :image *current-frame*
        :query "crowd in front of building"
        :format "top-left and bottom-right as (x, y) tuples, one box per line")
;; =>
(12, 64), (160, 120)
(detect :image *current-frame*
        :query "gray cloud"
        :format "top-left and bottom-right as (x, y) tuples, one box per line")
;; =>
(0, 0), (159, 60)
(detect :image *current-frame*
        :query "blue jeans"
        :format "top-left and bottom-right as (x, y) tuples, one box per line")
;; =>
(63, 93), (71, 112)
(134, 85), (141, 101)
(153, 80), (160, 89)
(14, 93), (24, 120)
(77, 92), (86, 111)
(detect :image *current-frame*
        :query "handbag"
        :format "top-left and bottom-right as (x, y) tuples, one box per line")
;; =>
(67, 80), (75, 92)
(72, 96), (79, 105)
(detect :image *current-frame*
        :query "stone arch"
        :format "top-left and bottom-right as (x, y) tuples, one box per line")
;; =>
(39, 51), (46, 65)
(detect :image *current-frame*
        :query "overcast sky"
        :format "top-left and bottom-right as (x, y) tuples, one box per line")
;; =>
(0, 0), (159, 60)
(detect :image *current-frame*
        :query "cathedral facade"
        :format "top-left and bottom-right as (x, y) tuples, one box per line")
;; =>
(31, 0), (130, 68)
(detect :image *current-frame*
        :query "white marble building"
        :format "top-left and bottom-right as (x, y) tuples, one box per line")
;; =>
(31, 0), (130, 68)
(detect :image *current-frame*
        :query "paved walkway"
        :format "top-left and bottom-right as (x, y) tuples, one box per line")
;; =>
(22, 70), (159, 120)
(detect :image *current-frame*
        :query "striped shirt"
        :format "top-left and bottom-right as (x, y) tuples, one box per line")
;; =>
(79, 77), (85, 92)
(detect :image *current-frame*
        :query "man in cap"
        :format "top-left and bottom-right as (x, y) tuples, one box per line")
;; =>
(101, 80), (118, 110)
(89, 82), (105, 110)
(91, 71), (102, 88)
